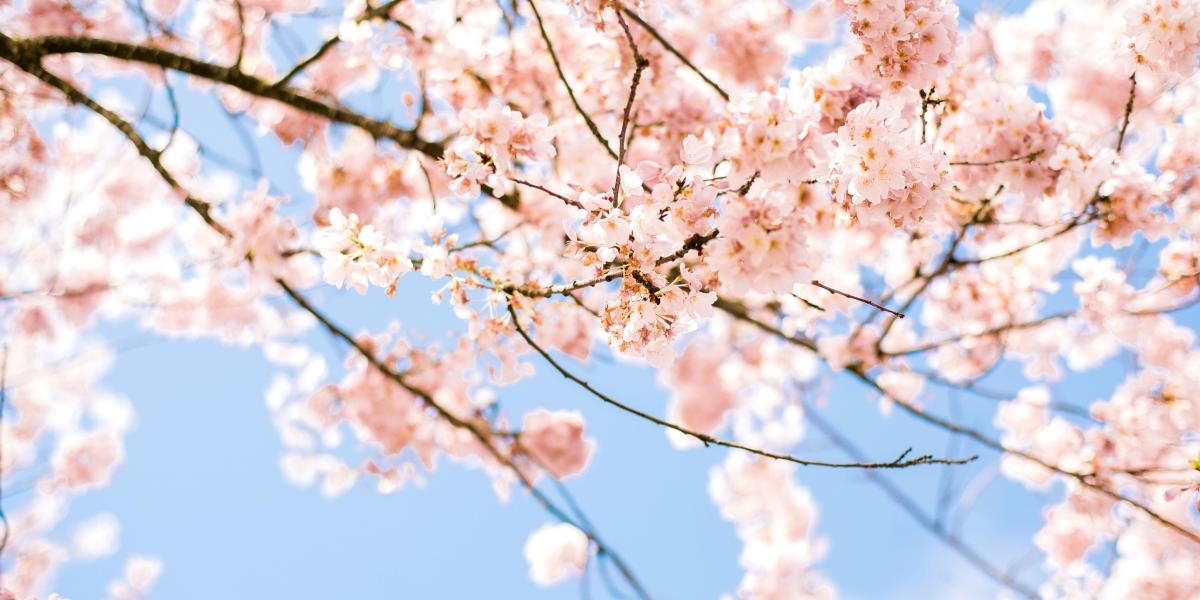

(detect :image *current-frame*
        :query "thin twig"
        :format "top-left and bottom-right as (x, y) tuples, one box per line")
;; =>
(510, 176), (582, 208)
(811, 280), (904, 318)
(611, 10), (649, 203)
(233, 0), (247, 69)
(1116, 73), (1137, 153)
(804, 403), (1039, 600)
(950, 149), (1043, 167)
(507, 303), (973, 470)
(527, 0), (617, 159)
(618, 5), (729, 101)
(714, 300), (1200, 546)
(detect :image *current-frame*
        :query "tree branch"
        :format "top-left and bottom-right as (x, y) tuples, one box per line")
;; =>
(527, 0), (617, 159)
(618, 5), (729, 102)
(507, 302), (974, 470)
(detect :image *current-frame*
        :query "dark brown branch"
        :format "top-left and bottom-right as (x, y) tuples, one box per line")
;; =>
(508, 303), (973, 470)
(714, 300), (1200, 546)
(811, 280), (904, 318)
(611, 10), (649, 203)
(1, 33), (441, 155)
(804, 404), (1039, 600)
(618, 5), (730, 102)
(1116, 73), (1136, 153)
(950, 150), (1043, 167)
(11, 55), (649, 594)
(510, 176), (582, 208)
(527, 0), (617, 159)
(654, 230), (718, 265)
(1, 32), (523, 209)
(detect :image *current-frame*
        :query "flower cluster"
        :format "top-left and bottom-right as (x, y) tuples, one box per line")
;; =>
(829, 97), (950, 229)
(445, 103), (556, 198)
(314, 208), (414, 295)
(837, 0), (959, 90)
(719, 87), (828, 186)
(1124, 0), (1200, 77)
(709, 454), (833, 600)
(523, 523), (589, 587)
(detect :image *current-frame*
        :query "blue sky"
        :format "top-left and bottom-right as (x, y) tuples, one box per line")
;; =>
(19, 0), (1195, 598)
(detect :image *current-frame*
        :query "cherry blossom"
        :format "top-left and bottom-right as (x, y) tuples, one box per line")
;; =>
(520, 408), (595, 480)
(2, 0), (1200, 596)
(524, 522), (589, 587)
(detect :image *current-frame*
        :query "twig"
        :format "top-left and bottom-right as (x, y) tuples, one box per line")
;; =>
(527, 0), (617, 159)
(714, 300), (1200, 546)
(510, 176), (582, 208)
(274, 34), (341, 87)
(811, 280), (904, 318)
(804, 403), (1039, 600)
(1116, 73), (1136, 153)
(618, 5), (729, 101)
(950, 150), (1043, 167)
(507, 303), (973, 470)
(233, 0), (246, 69)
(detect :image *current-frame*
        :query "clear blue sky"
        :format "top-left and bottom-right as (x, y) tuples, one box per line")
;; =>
(30, 0), (1193, 598)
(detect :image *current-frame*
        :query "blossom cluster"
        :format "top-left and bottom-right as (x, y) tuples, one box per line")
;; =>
(836, 0), (959, 90)
(444, 103), (556, 198)
(829, 97), (950, 229)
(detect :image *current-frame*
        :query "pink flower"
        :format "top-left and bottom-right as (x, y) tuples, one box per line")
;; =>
(524, 523), (589, 587)
(520, 409), (595, 479)
(54, 432), (124, 492)
(107, 555), (164, 600)
(681, 134), (713, 166)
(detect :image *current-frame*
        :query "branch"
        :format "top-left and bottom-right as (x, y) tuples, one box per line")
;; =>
(804, 404), (1039, 600)
(0, 42), (233, 238)
(507, 303), (973, 470)
(949, 150), (1043, 167)
(527, 0), (617, 159)
(8, 56), (651, 597)
(0, 33), (439, 154)
(288, 283), (650, 600)
(714, 300), (1200, 546)
(611, 9), (649, 203)
(884, 311), (1075, 357)
(273, 0), (408, 87)
(811, 280), (904, 318)
(1116, 73), (1137, 153)
(1, 32), (523, 209)
(509, 176), (582, 208)
(618, 5), (729, 102)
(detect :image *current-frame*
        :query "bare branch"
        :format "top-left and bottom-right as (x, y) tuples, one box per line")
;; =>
(527, 0), (617, 159)
(811, 280), (905, 318)
(611, 9), (649, 203)
(507, 303), (974, 470)
(618, 5), (730, 102)
(804, 403), (1039, 600)
(1116, 73), (1137, 153)
(950, 150), (1043, 167)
